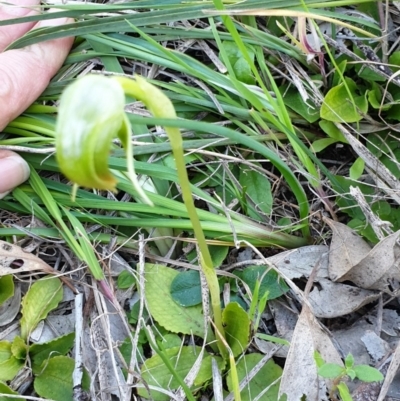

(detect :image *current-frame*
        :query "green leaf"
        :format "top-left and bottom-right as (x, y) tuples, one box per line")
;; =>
(30, 332), (75, 373)
(226, 353), (282, 401)
(0, 342), (11, 364)
(34, 356), (89, 401)
(158, 333), (182, 350)
(235, 265), (289, 300)
(337, 382), (352, 401)
(318, 363), (344, 379)
(221, 40), (255, 84)
(350, 157), (365, 180)
(319, 120), (347, 142)
(0, 276), (14, 306)
(222, 302), (250, 357)
(239, 167), (272, 215)
(0, 346), (23, 382)
(313, 351), (325, 368)
(256, 333), (290, 346)
(0, 381), (25, 401)
(311, 138), (339, 153)
(209, 245), (229, 268)
(353, 365), (384, 382)
(367, 86), (391, 110)
(138, 346), (224, 401)
(145, 264), (205, 337)
(345, 353), (354, 369)
(170, 270), (202, 307)
(321, 78), (368, 123)
(347, 368), (356, 380)
(282, 86), (320, 123)
(117, 270), (136, 289)
(10, 336), (27, 360)
(20, 276), (63, 340)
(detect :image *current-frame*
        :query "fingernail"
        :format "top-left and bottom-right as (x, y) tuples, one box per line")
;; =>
(0, 155), (30, 199)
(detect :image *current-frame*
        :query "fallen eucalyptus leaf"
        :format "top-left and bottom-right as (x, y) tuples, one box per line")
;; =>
(324, 218), (372, 281)
(268, 245), (329, 280)
(340, 231), (400, 292)
(308, 279), (380, 318)
(279, 305), (342, 401)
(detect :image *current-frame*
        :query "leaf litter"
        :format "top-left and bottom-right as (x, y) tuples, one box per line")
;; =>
(3, 220), (400, 399)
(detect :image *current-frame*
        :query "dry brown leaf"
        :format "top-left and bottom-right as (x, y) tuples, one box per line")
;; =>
(324, 218), (372, 281)
(0, 240), (58, 276)
(340, 231), (400, 292)
(278, 304), (343, 401)
(0, 240), (75, 292)
(268, 245), (329, 280)
(308, 279), (380, 318)
(377, 339), (400, 401)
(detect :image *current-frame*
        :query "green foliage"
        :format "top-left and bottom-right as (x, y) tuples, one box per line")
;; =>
(30, 332), (75, 373)
(282, 86), (320, 123)
(0, 277), (78, 400)
(220, 41), (256, 84)
(117, 270), (136, 289)
(222, 302), (250, 357)
(239, 165), (273, 217)
(139, 346), (225, 401)
(0, 276), (14, 306)
(170, 270), (202, 307)
(226, 353), (282, 401)
(0, 382), (23, 401)
(34, 356), (90, 401)
(316, 352), (383, 401)
(234, 265), (289, 301)
(349, 157), (365, 180)
(0, 341), (24, 381)
(321, 78), (368, 123)
(145, 264), (205, 337)
(20, 276), (63, 340)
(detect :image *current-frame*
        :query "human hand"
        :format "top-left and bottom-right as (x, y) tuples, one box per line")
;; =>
(0, 0), (74, 199)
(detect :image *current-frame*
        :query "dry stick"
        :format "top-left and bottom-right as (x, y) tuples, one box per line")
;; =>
(73, 292), (85, 401)
(349, 186), (393, 240)
(334, 123), (400, 205)
(124, 234), (147, 401)
(323, 34), (400, 87)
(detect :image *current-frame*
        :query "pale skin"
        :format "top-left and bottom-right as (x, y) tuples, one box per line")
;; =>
(0, 0), (74, 198)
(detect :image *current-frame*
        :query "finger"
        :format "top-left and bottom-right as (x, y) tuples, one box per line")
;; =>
(0, 150), (30, 198)
(0, 16), (74, 130)
(0, 0), (40, 51)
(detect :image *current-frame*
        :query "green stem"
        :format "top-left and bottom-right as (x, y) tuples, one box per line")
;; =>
(116, 75), (227, 357)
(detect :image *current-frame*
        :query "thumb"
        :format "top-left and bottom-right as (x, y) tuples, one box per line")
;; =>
(0, 151), (30, 198)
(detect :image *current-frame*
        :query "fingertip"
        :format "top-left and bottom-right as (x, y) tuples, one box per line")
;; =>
(0, 151), (30, 198)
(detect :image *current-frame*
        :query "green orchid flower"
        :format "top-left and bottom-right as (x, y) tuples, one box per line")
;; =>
(56, 74), (151, 205)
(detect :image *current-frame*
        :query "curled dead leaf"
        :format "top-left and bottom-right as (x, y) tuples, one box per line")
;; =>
(0, 240), (75, 292)
(279, 304), (343, 401)
(308, 279), (380, 318)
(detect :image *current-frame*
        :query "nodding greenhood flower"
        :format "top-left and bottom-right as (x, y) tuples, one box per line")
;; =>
(56, 74), (152, 205)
